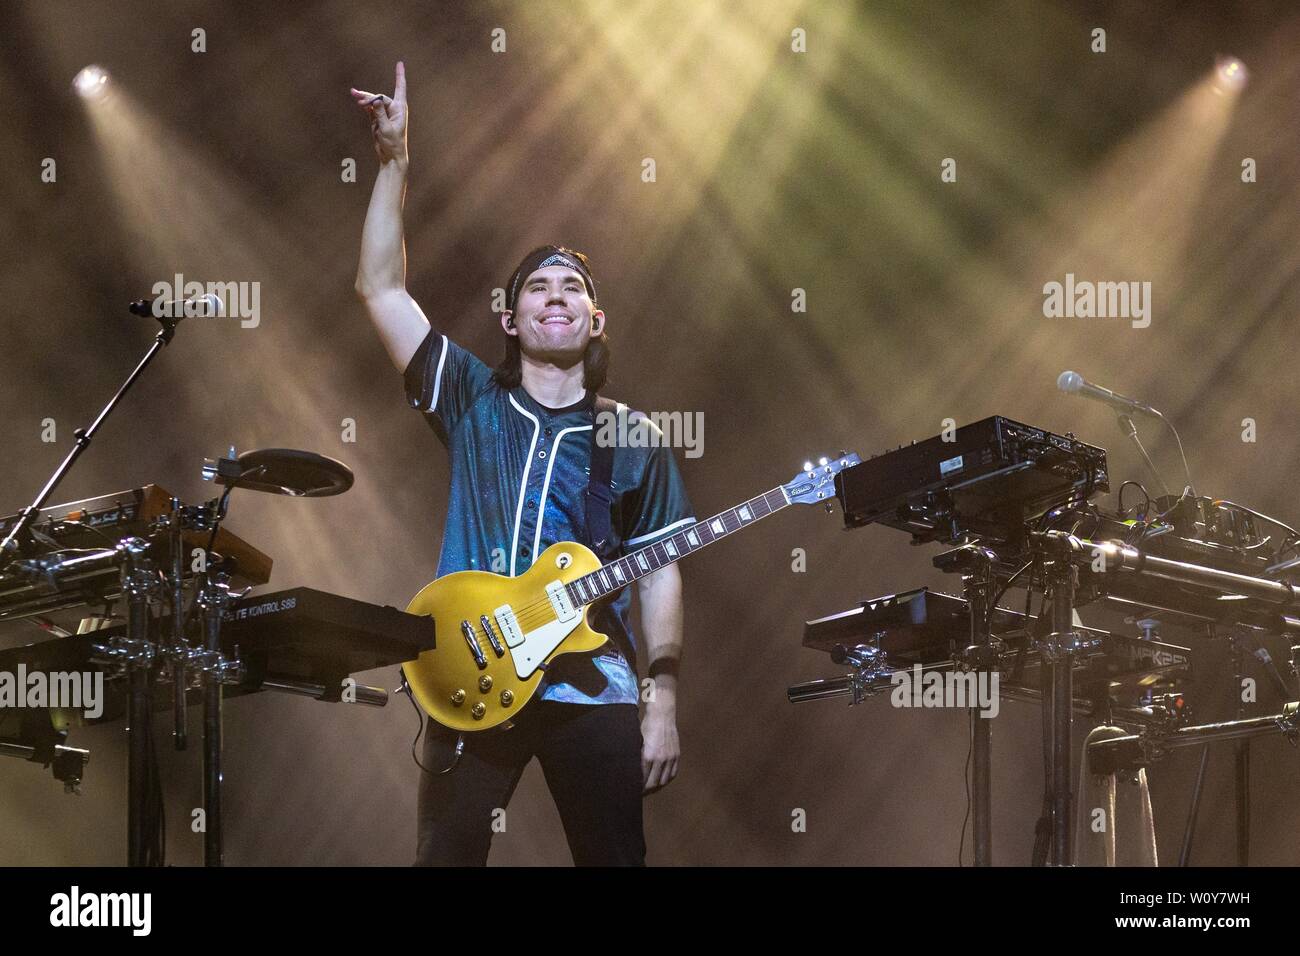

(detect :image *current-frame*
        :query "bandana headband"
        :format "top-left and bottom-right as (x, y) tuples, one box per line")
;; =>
(506, 246), (598, 313)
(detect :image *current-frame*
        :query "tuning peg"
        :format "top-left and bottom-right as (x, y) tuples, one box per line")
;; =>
(803, 460), (814, 473)
(818, 456), (829, 466)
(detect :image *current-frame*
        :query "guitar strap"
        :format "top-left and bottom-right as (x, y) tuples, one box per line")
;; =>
(585, 396), (620, 560)
(585, 397), (640, 671)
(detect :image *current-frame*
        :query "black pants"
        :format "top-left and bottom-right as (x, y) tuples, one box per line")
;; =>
(415, 701), (646, 866)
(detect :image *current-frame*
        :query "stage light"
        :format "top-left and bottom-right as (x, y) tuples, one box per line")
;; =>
(1213, 56), (1248, 94)
(73, 65), (110, 100)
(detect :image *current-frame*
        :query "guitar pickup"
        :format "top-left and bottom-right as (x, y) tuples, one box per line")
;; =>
(546, 580), (579, 623)
(494, 605), (525, 648)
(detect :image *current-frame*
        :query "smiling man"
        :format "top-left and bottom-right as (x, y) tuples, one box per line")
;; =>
(351, 63), (693, 866)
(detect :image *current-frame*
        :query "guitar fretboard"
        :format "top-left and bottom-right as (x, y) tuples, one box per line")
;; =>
(562, 485), (789, 606)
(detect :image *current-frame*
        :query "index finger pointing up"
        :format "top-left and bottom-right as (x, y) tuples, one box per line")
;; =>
(394, 60), (407, 104)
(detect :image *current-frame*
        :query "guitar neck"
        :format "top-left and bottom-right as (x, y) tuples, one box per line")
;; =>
(564, 485), (791, 606)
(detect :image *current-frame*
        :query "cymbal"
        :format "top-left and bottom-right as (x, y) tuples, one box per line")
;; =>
(224, 448), (354, 498)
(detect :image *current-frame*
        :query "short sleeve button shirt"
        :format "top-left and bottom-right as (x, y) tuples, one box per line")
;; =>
(403, 329), (695, 706)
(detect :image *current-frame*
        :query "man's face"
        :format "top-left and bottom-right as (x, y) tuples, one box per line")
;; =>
(503, 265), (604, 362)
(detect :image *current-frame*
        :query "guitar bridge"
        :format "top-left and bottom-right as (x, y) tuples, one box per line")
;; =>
(460, 620), (488, 669)
(479, 615), (506, 656)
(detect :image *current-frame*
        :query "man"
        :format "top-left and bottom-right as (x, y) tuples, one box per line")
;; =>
(351, 62), (693, 866)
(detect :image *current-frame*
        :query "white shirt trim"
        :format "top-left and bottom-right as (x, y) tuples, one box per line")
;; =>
(506, 394), (541, 576)
(426, 334), (450, 412)
(532, 424), (594, 561)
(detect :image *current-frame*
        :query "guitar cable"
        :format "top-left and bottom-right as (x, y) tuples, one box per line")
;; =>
(399, 671), (465, 774)
(399, 672), (433, 774)
(958, 709), (973, 866)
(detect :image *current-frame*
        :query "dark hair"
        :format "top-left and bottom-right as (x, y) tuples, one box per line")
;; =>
(492, 245), (610, 391)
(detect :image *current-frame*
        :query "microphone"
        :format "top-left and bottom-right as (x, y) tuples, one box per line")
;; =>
(1058, 369), (1196, 495)
(1056, 370), (1158, 418)
(128, 292), (225, 320)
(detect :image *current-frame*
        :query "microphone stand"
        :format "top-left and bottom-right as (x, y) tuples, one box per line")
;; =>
(0, 317), (179, 567)
(1115, 413), (1172, 499)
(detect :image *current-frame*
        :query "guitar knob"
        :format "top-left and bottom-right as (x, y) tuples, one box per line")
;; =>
(500, 690), (514, 707)
(450, 689), (466, 706)
(479, 675), (494, 692)
(471, 702), (487, 719)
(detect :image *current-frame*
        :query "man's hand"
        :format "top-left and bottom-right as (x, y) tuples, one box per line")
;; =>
(352, 60), (427, 372)
(637, 562), (683, 795)
(641, 702), (680, 794)
(350, 61), (408, 167)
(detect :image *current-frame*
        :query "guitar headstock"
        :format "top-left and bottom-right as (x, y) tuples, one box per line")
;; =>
(782, 451), (862, 506)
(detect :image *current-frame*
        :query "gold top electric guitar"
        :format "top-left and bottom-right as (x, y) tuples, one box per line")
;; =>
(403, 451), (861, 731)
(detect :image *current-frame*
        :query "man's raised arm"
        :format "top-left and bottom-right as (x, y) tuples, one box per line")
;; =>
(352, 61), (430, 373)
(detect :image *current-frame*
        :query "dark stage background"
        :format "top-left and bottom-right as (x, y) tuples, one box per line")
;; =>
(2, 0), (1298, 865)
